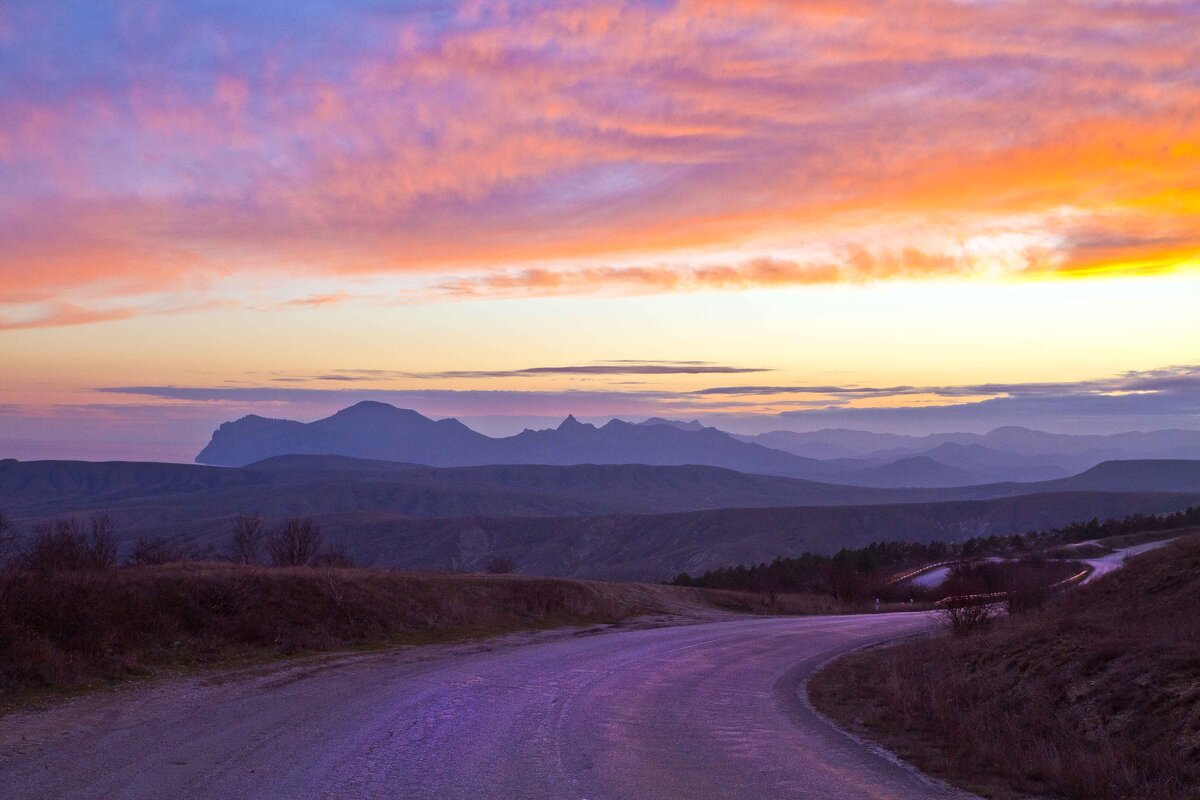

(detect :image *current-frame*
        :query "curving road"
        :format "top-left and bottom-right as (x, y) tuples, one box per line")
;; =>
(0, 613), (977, 800)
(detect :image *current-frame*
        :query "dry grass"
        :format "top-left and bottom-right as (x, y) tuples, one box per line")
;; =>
(0, 563), (852, 698)
(809, 537), (1200, 800)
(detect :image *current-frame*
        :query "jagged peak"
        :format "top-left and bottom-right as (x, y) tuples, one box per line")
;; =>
(556, 414), (595, 432)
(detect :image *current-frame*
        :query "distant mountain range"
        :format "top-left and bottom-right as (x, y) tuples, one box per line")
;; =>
(197, 402), (825, 475)
(195, 402), (1200, 489)
(737, 426), (1200, 477)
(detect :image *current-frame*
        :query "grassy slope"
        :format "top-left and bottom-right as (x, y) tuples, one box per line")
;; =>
(0, 564), (840, 699)
(809, 535), (1200, 800)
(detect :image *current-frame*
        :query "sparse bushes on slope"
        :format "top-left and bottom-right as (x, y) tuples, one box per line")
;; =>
(0, 564), (687, 694)
(810, 537), (1200, 800)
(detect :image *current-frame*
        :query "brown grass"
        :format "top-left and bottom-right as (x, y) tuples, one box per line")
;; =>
(809, 537), (1200, 800)
(0, 563), (851, 698)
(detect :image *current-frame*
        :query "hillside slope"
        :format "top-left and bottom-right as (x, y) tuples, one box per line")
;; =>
(299, 490), (1200, 580)
(810, 533), (1200, 800)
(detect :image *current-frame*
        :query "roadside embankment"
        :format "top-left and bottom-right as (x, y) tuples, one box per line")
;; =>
(808, 536), (1200, 800)
(0, 562), (846, 700)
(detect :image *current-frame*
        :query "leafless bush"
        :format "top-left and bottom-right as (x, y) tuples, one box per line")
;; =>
(0, 512), (18, 568)
(126, 534), (207, 566)
(89, 512), (118, 568)
(310, 542), (354, 568)
(938, 601), (998, 635)
(266, 517), (323, 567)
(230, 513), (265, 564)
(22, 514), (118, 573)
(485, 554), (517, 574)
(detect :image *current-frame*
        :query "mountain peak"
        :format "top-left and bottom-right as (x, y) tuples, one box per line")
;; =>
(638, 417), (707, 432)
(557, 414), (592, 431)
(332, 401), (427, 421)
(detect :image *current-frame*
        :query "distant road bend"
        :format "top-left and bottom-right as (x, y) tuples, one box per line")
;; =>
(0, 614), (978, 800)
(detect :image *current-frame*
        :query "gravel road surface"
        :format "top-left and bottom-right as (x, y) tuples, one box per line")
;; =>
(0, 612), (977, 800)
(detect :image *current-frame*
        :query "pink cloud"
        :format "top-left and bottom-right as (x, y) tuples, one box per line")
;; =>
(0, 0), (1197, 324)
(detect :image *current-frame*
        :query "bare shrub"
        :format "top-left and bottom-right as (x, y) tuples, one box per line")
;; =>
(230, 513), (265, 564)
(266, 517), (323, 567)
(0, 512), (18, 568)
(126, 534), (207, 566)
(88, 512), (118, 569)
(310, 543), (354, 568)
(485, 554), (516, 574)
(23, 514), (118, 573)
(938, 601), (998, 635)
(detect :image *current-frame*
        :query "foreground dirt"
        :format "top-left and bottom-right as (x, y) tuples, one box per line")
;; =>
(809, 537), (1200, 800)
(0, 611), (978, 800)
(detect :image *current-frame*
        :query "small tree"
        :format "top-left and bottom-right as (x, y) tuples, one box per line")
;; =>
(267, 517), (323, 567)
(230, 512), (265, 564)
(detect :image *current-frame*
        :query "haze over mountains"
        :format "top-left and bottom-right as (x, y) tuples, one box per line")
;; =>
(740, 426), (1200, 481)
(4, 401), (1199, 580)
(197, 402), (1200, 488)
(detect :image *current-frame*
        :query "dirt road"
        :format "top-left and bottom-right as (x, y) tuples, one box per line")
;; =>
(0, 613), (976, 799)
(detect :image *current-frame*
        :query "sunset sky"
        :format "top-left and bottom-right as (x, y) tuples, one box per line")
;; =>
(2, 1), (1199, 461)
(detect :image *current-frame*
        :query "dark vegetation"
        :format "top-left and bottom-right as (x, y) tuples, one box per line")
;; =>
(0, 564), (677, 696)
(0, 508), (850, 698)
(674, 505), (1200, 600)
(809, 535), (1200, 800)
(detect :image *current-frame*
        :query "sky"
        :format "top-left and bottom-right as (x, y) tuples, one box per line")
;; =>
(1, 0), (1199, 462)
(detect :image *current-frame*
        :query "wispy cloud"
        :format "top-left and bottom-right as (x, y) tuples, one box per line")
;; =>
(1, 0), (1197, 324)
(96, 364), (1200, 426)
(0, 303), (138, 331)
(694, 364), (1200, 401)
(286, 362), (772, 381)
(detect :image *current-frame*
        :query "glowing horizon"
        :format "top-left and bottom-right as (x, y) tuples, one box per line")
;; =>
(2, 1), (1199, 460)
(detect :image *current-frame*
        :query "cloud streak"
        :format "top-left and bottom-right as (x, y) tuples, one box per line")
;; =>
(694, 365), (1200, 401)
(1, 1), (1198, 323)
(288, 362), (772, 381)
(96, 364), (1200, 425)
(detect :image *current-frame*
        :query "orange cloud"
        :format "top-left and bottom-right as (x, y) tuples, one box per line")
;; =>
(1, 0), (1198, 323)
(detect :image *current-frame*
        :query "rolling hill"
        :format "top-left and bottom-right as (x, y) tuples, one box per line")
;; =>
(272, 490), (1200, 581)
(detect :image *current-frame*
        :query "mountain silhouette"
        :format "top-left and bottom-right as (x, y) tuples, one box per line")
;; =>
(196, 402), (825, 472)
